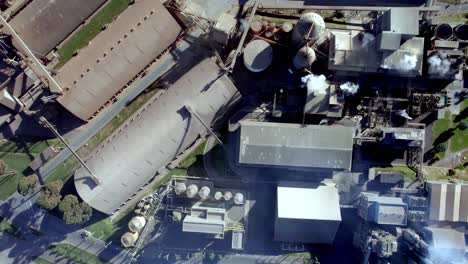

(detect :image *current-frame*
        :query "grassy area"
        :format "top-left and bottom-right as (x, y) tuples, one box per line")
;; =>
(84, 206), (134, 244)
(55, 0), (131, 69)
(49, 243), (109, 264)
(372, 165), (417, 181)
(0, 138), (60, 200)
(436, 12), (468, 23)
(422, 165), (468, 181)
(449, 99), (468, 152)
(45, 88), (161, 184)
(432, 111), (451, 159)
(33, 257), (53, 264)
(0, 216), (23, 239)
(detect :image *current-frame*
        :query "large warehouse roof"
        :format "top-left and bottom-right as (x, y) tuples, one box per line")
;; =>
(56, 0), (181, 120)
(238, 121), (354, 170)
(74, 58), (241, 214)
(10, 0), (107, 57)
(428, 181), (468, 223)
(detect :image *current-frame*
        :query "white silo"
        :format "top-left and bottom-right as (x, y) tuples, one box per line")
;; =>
(234, 192), (244, 205)
(121, 232), (139, 248)
(198, 186), (211, 200)
(224, 191), (233, 201)
(128, 216), (146, 233)
(186, 184), (199, 198)
(174, 182), (187, 195)
(214, 191), (223, 200)
(292, 12), (326, 47)
(293, 45), (316, 70)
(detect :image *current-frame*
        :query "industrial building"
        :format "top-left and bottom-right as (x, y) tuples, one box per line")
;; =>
(182, 206), (226, 238)
(427, 181), (468, 223)
(238, 121), (355, 170)
(422, 227), (466, 263)
(358, 193), (408, 226)
(74, 58), (241, 214)
(56, 0), (181, 120)
(274, 182), (341, 244)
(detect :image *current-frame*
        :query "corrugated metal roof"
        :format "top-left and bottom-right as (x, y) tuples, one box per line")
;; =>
(428, 181), (468, 223)
(183, 216), (225, 235)
(57, 0), (181, 120)
(384, 8), (419, 36)
(239, 121), (354, 170)
(378, 32), (401, 51)
(231, 230), (244, 250)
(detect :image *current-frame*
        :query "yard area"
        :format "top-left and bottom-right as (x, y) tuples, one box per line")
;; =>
(54, 0), (130, 69)
(0, 138), (59, 200)
(372, 165), (417, 181)
(435, 12), (468, 23)
(48, 243), (109, 264)
(449, 99), (468, 152)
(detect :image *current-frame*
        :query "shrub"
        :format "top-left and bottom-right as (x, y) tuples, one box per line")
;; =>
(17, 175), (38, 196)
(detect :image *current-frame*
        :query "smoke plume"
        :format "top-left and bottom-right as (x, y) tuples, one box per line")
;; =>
(339, 82), (359, 95)
(428, 53), (452, 77)
(301, 74), (329, 96)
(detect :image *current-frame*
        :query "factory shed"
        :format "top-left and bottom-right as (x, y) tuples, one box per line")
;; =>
(183, 206), (226, 237)
(378, 8), (419, 36)
(10, 0), (107, 57)
(238, 121), (354, 170)
(423, 227), (465, 262)
(56, 0), (181, 120)
(427, 181), (468, 223)
(359, 194), (408, 226)
(74, 58), (241, 214)
(274, 182), (341, 244)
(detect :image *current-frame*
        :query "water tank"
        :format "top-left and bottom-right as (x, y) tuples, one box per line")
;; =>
(454, 24), (468, 41)
(121, 232), (139, 248)
(198, 186), (211, 200)
(128, 216), (146, 233)
(234, 192), (244, 205)
(293, 45), (316, 69)
(186, 184), (199, 198)
(214, 191), (223, 200)
(223, 191), (233, 201)
(243, 39), (273, 73)
(292, 12), (326, 47)
(435, 23), (453, 40)
(143, 204), (150, 210)
(174, 182), (187, 195)
(250, 20), (263, 35)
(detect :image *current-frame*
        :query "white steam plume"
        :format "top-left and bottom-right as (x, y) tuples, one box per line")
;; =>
(428, 53), (451, 76)
(339, 82), (359, 95)
(398, 54), (418, 71)
(301, 74), (329, 96)
(397, 110), (412, 120)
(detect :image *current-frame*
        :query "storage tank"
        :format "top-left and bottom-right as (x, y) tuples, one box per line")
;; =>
(128, 216), (146, 233)
(250, 20), (263, 35)
(234, 192), (244, 205)
(293, 45), (316, 69)
(454, 24), (468, 41)
(214, 191), (223, 200)
(186, 184), (199, 198)
(435, 23), (453, 40)
(292, 12), (326, 47)
(224, 191), (233, 201)
(198, 186), (211, 200)
(121, 232), (139, 248)
(174, 182), (187, 195)
(243, 39), (273, 73)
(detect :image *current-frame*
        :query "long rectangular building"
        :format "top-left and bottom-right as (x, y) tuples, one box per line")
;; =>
(238, 121), (354, 170)
(428, 181), (468, 223)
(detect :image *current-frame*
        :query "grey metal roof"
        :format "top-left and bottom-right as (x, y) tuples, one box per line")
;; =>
(378, 32), (401, 51)
(74, 58), (241, 214)
(380, 8), (419, 36)
(362, 194), (408, 226)
(10, 0), (107, 57)
(238, 121), (354, 170)
(183, 216), (225, 235)
(428, 181), (468, 223)
(57, 0), (181, 120)
(424, 227), (465, 262)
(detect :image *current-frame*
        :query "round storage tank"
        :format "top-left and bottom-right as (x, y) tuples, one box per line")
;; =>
(224, 191), (233, 201)
(292, 12), (326, 47)
(435, 23), (453, 40)
(234, 192), (244, 205)
(293, 45), (316, 69)
(198, 186), (211, 200)
(250, 20), (263, 34)
(174, 182), (187, 195)
(121, 232), (139, 248)
(186, 184), (199, 198)
(214, 191), (223, 200)
(243, 39), (273, 73)
(128, 216), (146, 233)
(454, 24), (468, 41)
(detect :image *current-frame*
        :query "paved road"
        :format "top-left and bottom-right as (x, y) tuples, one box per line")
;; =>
(36, 29), (202, 180)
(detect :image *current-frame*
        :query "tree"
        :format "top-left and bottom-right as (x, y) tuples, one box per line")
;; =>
(36, 180), (63, 210)
(17, 175), (38, 195)
(435, 144), (446, 153)
(58, 195), (93, 225)
(458, 121), (468, 130)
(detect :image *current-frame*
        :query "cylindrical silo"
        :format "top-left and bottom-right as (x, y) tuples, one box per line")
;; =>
(174, 182), (187, 195)
(435, 23), (453, 40)
(292, 12), (326, 47)
(186, 184), (199, 198)
(454, 24), (468, 41)
(214, 191), (223, 200)
(234, 192), (244, 205)
(198, 186), (211, 200)
(128, 216), (146, 233)
(293, 45), (316, 69)
(243, 39), (273, 73)
(121, 232), (139, 248)
(224, 191), (232, 201)
(250, 20), (263, 35)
